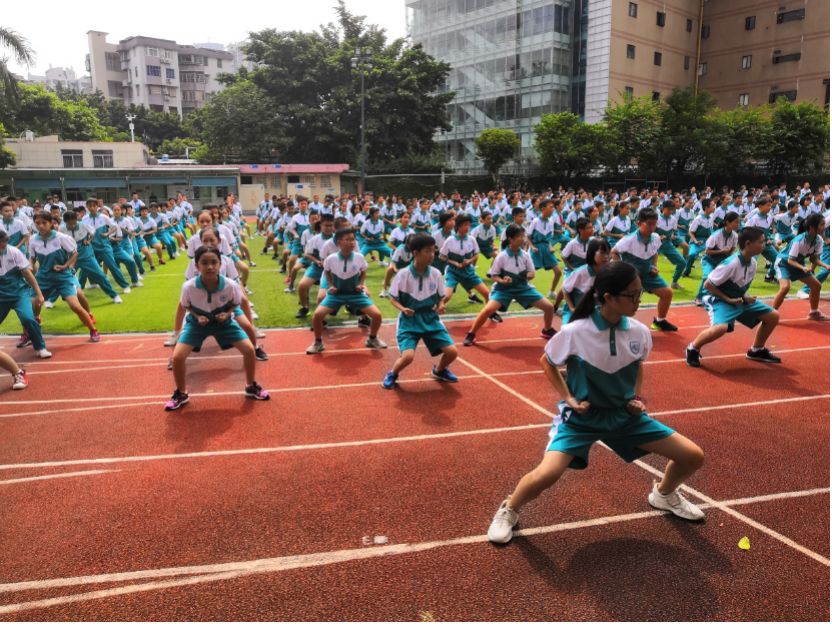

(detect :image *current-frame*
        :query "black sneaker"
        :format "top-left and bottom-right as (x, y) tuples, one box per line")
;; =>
(489, 312), (503, 323)
(652, 318), (678, 332)
(540, 327), (556, 339)
(164, 389), (189, 411)
(357, 315), (371, 327)
(467, 293), (483, 304)
(463, 332), (476, 347)
(255, 346), (269, 361)
(245, 381), (271, 400)
(764, 275), (778, 284)
(746, 348), (782, 364)
(685, 346), (701, 368)
(295, 306), (309, 318)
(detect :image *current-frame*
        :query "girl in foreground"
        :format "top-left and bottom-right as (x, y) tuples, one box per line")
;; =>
(487, 261), (705, 544)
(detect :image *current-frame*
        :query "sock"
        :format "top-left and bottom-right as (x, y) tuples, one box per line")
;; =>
(656, 317), (666, 322)
(687, 343), (696, 351)
(751, 345), (764, 353)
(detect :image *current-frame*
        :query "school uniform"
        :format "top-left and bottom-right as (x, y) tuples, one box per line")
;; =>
(320, 251), (373, 312)
(0, 217), (29, 254)
(704, 254), (773, 328)
(675, 208), (695, 242)
(560, 264), (596, 324)
(177, 276), (248, 349)
(391, 243), (413, 270)
(109, 217), (140, 284)
(775, 232), (823, 281)
(287, 212), (310, 256)
(526, 217), (558, 270)
(604, 215), (633, 248)
(543, 310), (673, 470)
(612, 231), (666, 291)
(303, 233), (333, 282)
(744, 211), (777, 279)
(656, 214), (686, 284)
(388, 225), (413, 250)
(440, 234), (483, 292)
(412, 209), (433, 233)
(471, 223), (497, 258)
(0, 244), (47, 351)
(431, 227), (454, 273)
(774, 212), (798, 245)
(684, 213), (713, 276)
(696, 228), (738, 300)
(359, 218), (392, 260)
(487, 248), (543, 311)
(561, 236), (592, 274)
(82, 213), (129, 288)
(137, 215), (160, 246)
(184, 255), (239, 281)
(59, 222), (120, 298)
(380, 205), (397, 233)
(389, 264), (453, 356)
(29, 231), (80, 301)
(465, 205), (482, 227)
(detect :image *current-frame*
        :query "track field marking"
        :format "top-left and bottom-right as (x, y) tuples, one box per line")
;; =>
(0, 486), (826, 614)
(0, 470), (118, 486)
(455, 357), (832, 567)
(0, 395), (827, 472)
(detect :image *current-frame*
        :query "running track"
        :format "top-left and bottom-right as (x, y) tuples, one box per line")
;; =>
(0, 299), (828, 620)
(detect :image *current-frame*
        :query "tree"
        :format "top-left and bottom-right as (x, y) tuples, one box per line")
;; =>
(156, 136), (205, 158)
(651, 87), (718, 177)
(698, 106), (771, 178)
(475, 128), (519, 183)
(765, 98), (830, 178)
(0, 27), (35, 104)
(534, 112), (606, 179)
(0, 83), (108, 141)
(602, 94), (663, 177)
(0, 122), (15, 169)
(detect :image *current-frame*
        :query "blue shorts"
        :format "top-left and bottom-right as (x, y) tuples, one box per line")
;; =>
(304, 264), (323, 282)
(546, 401), (675, 470)
(775, 260), (811, 282)
(445, 270), (483, 292)
(178, 317), (249, 350)
(640, 271), (668, 292)
(320, 292), (374, 313)
(490, 285), (544, 312)
(38, 277), (78, 301)
(397, 327), (454, 356)
(143, 234), (159, 246)
(530, 245), (559, 270)
(704, 297), (773, 328)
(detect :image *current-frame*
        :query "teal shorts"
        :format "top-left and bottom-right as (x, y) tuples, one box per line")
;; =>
(143, 234), (159, 246)
(775, 260), (810, 282)
(304, 264), (323, 282)
(178, 316), (248, 350)
(704, 297), (773, 328)
(546, 401), (675, 469)
(490, 285), (544, 312)
(38, 276), (77, 301)
(320, 292), (373, 313)
(640, 271), (668, 292)
(397, 327), (454, 356)
(445, 269), (483, 292)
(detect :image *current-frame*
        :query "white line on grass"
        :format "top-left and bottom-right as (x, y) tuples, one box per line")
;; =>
(0, 486), (826, 614)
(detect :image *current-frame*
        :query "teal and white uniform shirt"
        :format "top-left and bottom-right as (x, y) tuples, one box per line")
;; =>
(465, 203), (482, 226)
(177, 275), (248, 350)
(775, 232), (823, 280)
(110, 216), (134, 250)
(137, 215), (157, 237)
(562, 236), (593, 271)
(440, 233), (482, 291)
(774, 212), (798, 244)
(59, 222), (95, 260)
(526, 216), (558, 269)
(613, 231), (666, 290)
(389, 225), (414, 248)
(564, 209), (583, 231)
(431, 228), (454, 255)
(705, 253), (773, 327)
(184, 255), (239, 281)
(0, 216), (29, 248)
(129, 199), (145, 212)
(656, 214), (679, 247)
(676, 207), (695, 237)
(688, 213), (712, 244)
(703, 228), (739, 268)
(359, 218), (385, 244)
(0, 244), (31, 300)
(391, 243), (413, 269)
(744, 211), (773, 241)
(604, 215), (633, 244)
(323, 251), (367, 293)
(309, 201), (324, 213)
(560, 264), (596, 323)
(471, 223), (497, 256)
(29, 231), (78, 298)
(488, 248), (535, 291)
(712, 205), (727, 228)
(302, 232), (333, 280)
(543, 310), (673, 470)
(412, 209), (433, 232)
(389, 264), (453, 355)
(287, 212), (310, 241)
(81, 213), (117, 249)
(186, 231), (233, 259)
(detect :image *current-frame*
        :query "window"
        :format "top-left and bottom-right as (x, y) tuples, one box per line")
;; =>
(217, 58), (223, 68)
(92, 150), (114, 168)
(287, 175), (300, 184)
(701, 24), (710, 39)
(773, 52), (801, 64)
(769, 90), (797, 103)
(134, 66), (138, 77)
(654, 51), (662, 66)
(684, 55), (690, 70)
(319, 175), (332, 187)
(146, 47), (159, 57)
(107, 80), (122, 98)
(741, 55), (752, 69)
(656, 11), (666, 27)
(147, 65), (161, 77)
(135, 85), (140, 96)
(626, 44), (635, 59)
(61, 150), (83, 168)
(624, 86), (634, 97)
(105, 52), (120, 71)
(166, 68), (175, 79)
(628, 2), (637, 18)
(776, 9), (805, 24)
(162, 49), (173, 59)
(738, 93), (749, 106)
(698, 62), (708, 75)
(652, 91), (661, 102)
(686, 18), (693, 32)
(745, 16), (756, 30)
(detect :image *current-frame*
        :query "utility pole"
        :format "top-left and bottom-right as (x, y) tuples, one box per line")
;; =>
(125, 113), (137, 143)
(350, 48), (372, 196)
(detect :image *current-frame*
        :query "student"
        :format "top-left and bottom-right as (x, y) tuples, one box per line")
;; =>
(285, 198), (310, 273)
(686, 227), (781, 367)
(108, 203), (141, 287)
(285, 212), (321, 294)
(137, 204), (166, 266)
(656, 200), (687, 289)
(59, 210), (124, 304)
(165, 245), (270, 411)
(695, 211), (740, 306)
(683, 198), (715, 278)
(743, 197), (778, 282)
(439, 214), (491, 306)
(463, 223), (556, 346)
(0, 230), (51, 358)
(306, 228), (387, 354)
(560, 218), (595, 274)
(772, 213), (829, 320)
(560, 238), (611, 324)
(388, 212), (414, 250)
(527, 199), (563, 299)
(471, 211), (498, 260)
(0, 200), (30, 254)
(486, 261), (705, 544)
(798, 202), (830, 299)
(382, 233), (459, 389)
(611, 208), (677, 331)
(296, 213), (335, 318)
(359, 206), (392, 266)
(603, 201), (633, 248)
(82, 198), (132, 293)
(379, 233), (415, 299)
(125, 203), (155, 272)
(412, 199), (433, 234)
(0, 350), (28, 391)
(29, 211), (100, 342)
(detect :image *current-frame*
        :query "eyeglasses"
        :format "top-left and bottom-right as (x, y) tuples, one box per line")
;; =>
(616, 288), (643, 302)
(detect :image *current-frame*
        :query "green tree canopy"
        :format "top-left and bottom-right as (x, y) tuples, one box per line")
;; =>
(534, 112), (607, 178)
(0, 83), (108, 141)
(475, 128), (519, 183)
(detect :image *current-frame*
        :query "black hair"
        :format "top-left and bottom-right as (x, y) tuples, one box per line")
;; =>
(738, 227), (765, 249)
(333, 216), (349, 228)
(787, 200), (798, 211)
(454, 214), (471, 229)
(724, 211), (740, 225)
(85, 198), (97, 207)
(335, 227), (356, 242)
(798, 213), (823, 234)
(661, 199), (675, 210)
(33, 210), (53, 223)
(438, 212), (455, 227)
(571, 261), (640, 323)
(585, 238), (611, 269)
(754, 195), (771, 208)
(0, 199), (11, 210)
(539, 198), (554, 211)
(369, 206), (380, 216)
(637, 207), (658, 222)
(501, 223), (525, 249)
(574, 217), (590, 232)
(320, 213), (335, 223)
(198, 226), (220, 242)
(481, 210), (493, 219)
(511, 206), (526, 218)
(120, 203), (131, 210)
(0, 230), (8, 244)
(194, 245), (221, 265)
(62, 211), (77, 223)
(408, 233), (436, 254)
(702, 197), (715, 209)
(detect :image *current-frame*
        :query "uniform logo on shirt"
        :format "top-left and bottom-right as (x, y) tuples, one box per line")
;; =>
(220, 295), (228, 303)
(629, 341), (641, 356)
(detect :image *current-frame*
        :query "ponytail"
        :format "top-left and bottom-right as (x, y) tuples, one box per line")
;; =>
(570, 261), (639, 323)
(570, 286), (598, 323)
(501, 223), (525, 250)
(799, 213), (822, 234)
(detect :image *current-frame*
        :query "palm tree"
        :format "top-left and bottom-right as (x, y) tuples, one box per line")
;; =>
(0, 27), (35, 103)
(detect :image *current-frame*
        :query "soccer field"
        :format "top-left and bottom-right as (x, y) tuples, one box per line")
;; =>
(0, 233), (826, 336)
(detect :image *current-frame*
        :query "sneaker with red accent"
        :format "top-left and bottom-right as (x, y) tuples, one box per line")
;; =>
(12, 370), (28, 390)
(164, 389), (189, 411)
(90, 329), (101, 343)
(16, 333), (31, 349)
(244, 381), (270, 400)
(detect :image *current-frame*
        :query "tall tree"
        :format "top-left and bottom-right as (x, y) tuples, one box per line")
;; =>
(0, 83), (108, 141)
(475, 128), (519, 183)
(0, 27), (35, 104)
(602, 95), (663, 177)
(534, 112), (606, 179)
(0, 122), (15, 169)
(765, 98), (830, 178)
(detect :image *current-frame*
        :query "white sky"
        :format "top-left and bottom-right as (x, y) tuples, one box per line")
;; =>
(5, 0), (408, 76)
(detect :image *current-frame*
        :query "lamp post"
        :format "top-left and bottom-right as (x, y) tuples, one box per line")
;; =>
(350, 48), (371, 196)
(125, 114), (137, 142)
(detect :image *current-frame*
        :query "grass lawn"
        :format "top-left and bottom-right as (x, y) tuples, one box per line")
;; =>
(1, 233), (826, 336)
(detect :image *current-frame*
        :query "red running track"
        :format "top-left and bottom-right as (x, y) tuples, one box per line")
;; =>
(0, 299), (828, 620)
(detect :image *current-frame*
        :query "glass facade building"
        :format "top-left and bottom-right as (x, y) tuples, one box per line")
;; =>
(406, 0), (586, 173)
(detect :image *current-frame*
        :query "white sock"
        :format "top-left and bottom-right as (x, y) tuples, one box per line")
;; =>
(656, 317), (666, 322)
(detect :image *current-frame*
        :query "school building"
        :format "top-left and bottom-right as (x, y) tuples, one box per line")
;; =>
(237, 164), (350, 209)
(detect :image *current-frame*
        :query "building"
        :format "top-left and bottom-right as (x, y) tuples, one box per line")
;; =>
(194, 41), (255, 74)
(237, 164), (350, 208)
(86, 31), (234, 115)
(407, 0), (830, 172)
(26, 66), (91, 93)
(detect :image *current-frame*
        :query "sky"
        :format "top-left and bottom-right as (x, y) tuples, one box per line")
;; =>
(4, 0), (408, 77)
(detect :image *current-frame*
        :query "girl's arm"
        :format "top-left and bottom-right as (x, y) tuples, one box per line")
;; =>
(21, 268), (44, 306)
(562, 289), (575, 312)
(787, 257), (810, 272)
(16, 234), (29, 250)
(540, 354), (589, 413)
(704, 279), (742, 304)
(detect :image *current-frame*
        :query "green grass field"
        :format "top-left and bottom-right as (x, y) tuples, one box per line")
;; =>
(1, 233), (825, 336)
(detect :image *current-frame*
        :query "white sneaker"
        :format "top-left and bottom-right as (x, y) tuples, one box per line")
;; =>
(547, 290), (555, 298)
(283, 287), (295, 294)
(245, 287), (254, 295)
(132, 282), (143, 288)
(379, 289), (389, 298)
(84, 284), (98, 290)
(256, 330), (266, 339)
(35, 348), (52, 359)
(251, 310), (260, 320)
(123, 287), (131, 294)
(808, 310), (830, 321)
(796, 290), (810, 300)
(113, 296), (123, 304)
(44, 301), (55, 309)
(379, 261), (389, 267)
(487, 499), (519, 544)
(648, 483), (704, 521)
(163, 333), (179, 347)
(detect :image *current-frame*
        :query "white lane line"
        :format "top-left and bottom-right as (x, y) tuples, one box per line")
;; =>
(0, 470), (119, 486)
(455, 358), (832, 567)
(0, 395), (827, 472)
(0, 486), (826, 614)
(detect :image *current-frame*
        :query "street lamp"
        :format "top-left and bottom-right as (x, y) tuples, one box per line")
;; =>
(125, 114), (137, 142)
(350, 48), (372, 196)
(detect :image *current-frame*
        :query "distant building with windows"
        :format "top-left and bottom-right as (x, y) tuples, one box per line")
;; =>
(86, 31), (234, 116)
(26, 66), (91, 93)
